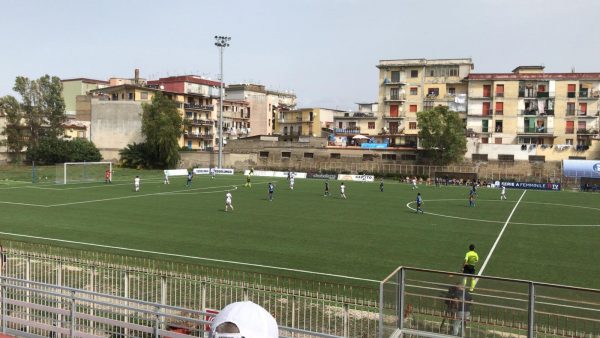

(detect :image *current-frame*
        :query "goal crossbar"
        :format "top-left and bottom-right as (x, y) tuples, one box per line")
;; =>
(57, 162), (113, 185)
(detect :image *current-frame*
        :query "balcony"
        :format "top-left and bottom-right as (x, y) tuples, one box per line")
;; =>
(536, 91), (549, 98)
(383, 78), (407, 85)
(184, 132), (213, 139)
(518, 109), (554, 116)
(382, 127), (405, 135)
(567, 92), (576, 98)
(468, 109), (492, 117)
(495, 92), (504, 97)
(517, 126), (553, 134)
(577, 128), (599, 135)
(576, 109), (597, 118)
(185, 118), (214, 126)
(184, 103), (214, 111)
(383, 114), (404, 119)
(566, 109), (576, 116)
(334, 128), (361, 135)
(565, 128), (575, 134)
(384, 94), (406, 102)
(469, 93), (492, 100)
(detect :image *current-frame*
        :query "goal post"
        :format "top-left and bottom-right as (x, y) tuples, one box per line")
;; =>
(56, 162), (113, 184)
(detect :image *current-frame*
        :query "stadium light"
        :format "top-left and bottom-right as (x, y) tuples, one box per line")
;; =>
(215, 35), (231, 169)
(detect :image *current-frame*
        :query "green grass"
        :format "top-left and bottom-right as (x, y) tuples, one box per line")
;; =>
(0, 167), (598, 289)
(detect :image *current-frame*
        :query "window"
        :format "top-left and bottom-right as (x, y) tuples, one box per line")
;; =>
(127, 92), (134, 100)
(140, 92), (148, 100)
(495, 137), (502, 144)
(309, 111), (314, 121)
(368, 122), (375, 129)
(409, 122), (417, 129)
(496, 84), (504, 97)
(283, 126), (288, 135)
(259, 151), (269, 158)
(449, 68), (459, 77)
(401, 154), (417, 161)
(427, 88), (439, 97)
(304, 152), (314, 158)
(448, 87), (456, 95)
(537, 84), (546, 92)
(567, 84), (576, 98)
(338, 122), (343, 128)
(495, 120), (503, 132)
(498, 154), (514, 162)
(391, 71), (400, 82)
(578, 121), (586, 132)
(472, 154), (488, 161)
(529, 155), (545, 163)
(362, 154), (376, 161)
(495, 102), (504, 115)
(567, 102), (575, 115)
(390, 88), (399, 100)
(77, 131), (85, 138)
(483, 85), (491, 97)
(330, 153), (341, 159)
(410, 87), (418, 95)
(579, 103), (587, 115)
(482, 102), (491, 115)
(566, 139), (574, 145)
(390, 105), (399, 117)
(566, 121), (574, 134)
(409, 105), (417, 113)
(282, 151), (291, 158)
(481, 137), (489, 144)
(410, 70), (418, 78)
(382, 154), (397, 160)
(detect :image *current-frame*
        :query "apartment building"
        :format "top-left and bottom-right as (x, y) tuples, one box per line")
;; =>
(61, 78), (109, 115)
(332, 103), (379, 145)
(376, 58), (473, 148)
(226, 84), (297, 136)
(222, 100), (250, 140)
(466, 66), (600, 161)
(274, 107), (341, 137)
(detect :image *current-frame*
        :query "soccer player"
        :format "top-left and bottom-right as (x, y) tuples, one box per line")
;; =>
(105, 169), (112, 184)
(463, 244), (479, 291)
(225, 191), (234, 211)
(340, 182), (347, 199)
(416, 192), (423, 214)
(500, 185), (507, 200)
(412, 177), (418, 190)
(468, 188), (476, 207)
(380, 179), (384, 192)
(134, 175), (140, 192)
(210, 167), (216, 179)
(186, 171), (193, 188)
(163, 170), (170, 185)
(268, 182), (274, 201)
(245, 175), (252, 188)
(324, 180), (330, 196)
(289, 176), (295, 190)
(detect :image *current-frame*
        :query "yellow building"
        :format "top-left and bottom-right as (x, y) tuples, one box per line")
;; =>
(274, 108), (340, 137)
(222, 100), (250, 140)
(62, 119), (88, 140)
(376, 58), (473, 147)
(466, 66), (600, 161)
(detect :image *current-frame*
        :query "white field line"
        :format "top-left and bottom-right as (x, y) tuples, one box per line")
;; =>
(0, 231), (379, 283)
(478, 190), (527, 276)
(0, 201), (48, 207)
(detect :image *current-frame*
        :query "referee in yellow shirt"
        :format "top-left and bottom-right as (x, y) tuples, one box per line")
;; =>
(463, 244), (479, 291)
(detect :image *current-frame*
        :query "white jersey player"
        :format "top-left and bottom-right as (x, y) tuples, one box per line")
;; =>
(500, 185), (507, 200)
(225, 192), (234, 211)
(340, 182), (347, 199)
(210, 167), (216, 179)
(290, 176), (295, 190)
(412, 178), (418, 190)
(163, 171), (170, 184)
(134, 176), (140, 192)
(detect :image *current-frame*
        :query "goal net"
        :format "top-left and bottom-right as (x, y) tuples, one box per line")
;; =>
(55, 162), (113, 184)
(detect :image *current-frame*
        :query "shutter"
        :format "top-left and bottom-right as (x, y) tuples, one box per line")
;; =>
(568, 84), (576, 92)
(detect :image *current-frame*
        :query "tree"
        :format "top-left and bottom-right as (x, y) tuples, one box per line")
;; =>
(1, 75), (66, 159)
(0, 95), (27, 162)
(141, 92), (184, 168)
(417, 105), (467, 164)
(26, 138), (102, 164)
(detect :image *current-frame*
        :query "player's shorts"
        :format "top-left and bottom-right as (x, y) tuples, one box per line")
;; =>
(463, 265), (475, 274)
(226, 201), (232, 206)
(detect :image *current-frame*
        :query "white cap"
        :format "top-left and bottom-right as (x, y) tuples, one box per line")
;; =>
(211, 301), (278, 338)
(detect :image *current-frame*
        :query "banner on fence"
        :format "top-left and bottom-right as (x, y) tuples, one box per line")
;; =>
(563, 160), (600, 178)
(307, 173), (338, 180)
(360, 143), (388, 149)
(337, 174), (375, 182)
(243, 170), (307, 178)
(164, 169), (189, 176)
(496, 181), (561, 191)
(193, 168), (235, 175)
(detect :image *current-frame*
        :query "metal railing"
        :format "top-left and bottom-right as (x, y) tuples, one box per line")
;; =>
(380, 267), (600, 338)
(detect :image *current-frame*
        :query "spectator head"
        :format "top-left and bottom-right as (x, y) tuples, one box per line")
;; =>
(211, 301), (278, 338)
(469, 244), (475, 251)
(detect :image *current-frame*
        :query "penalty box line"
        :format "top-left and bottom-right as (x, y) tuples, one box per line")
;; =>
(478, 190), (527, 276)
(0, 231), (379, 284)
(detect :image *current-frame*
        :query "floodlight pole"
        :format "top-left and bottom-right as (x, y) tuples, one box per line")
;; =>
(215, 35), (231, 169)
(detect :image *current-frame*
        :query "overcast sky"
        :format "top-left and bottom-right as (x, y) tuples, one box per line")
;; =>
(1, 0), (598, 110)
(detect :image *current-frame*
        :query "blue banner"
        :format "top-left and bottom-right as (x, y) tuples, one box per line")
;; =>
(361, 143), (388, 149)
(499, 181), (561, 191)
(563, 160), (600, 178)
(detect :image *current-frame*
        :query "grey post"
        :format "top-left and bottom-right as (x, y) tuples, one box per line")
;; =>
(70, 290), (76, 337)
(528, 282), (535, 338)
(398, 268), (405, 331)
(214, 35), (231, 169)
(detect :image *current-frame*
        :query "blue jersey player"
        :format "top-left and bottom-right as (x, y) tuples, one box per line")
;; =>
(268, 182), (274, 201)
(186, 171), (193, 187)
(416, 192), (424, 214)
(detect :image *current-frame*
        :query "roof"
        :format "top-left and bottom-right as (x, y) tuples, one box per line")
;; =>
(377, 58), (473, 68)
(147, 75), (222, 87)
(467, 73), (600, 81)
(61, 78), (109, 85)
(90, 84), (213, 98)
(512, 65), (545, 72)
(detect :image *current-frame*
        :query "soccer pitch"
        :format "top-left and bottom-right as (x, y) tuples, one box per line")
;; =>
(0, 169), (598, 289)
